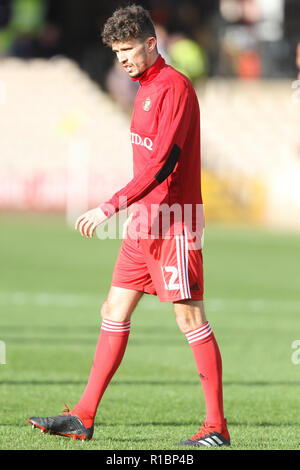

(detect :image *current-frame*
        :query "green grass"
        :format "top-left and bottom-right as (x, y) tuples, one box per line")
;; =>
(0, 214), (300, 450)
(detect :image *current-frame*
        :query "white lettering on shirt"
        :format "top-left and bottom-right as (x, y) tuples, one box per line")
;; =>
(130, 132), (153, 151)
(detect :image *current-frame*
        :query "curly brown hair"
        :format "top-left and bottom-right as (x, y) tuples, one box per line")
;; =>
(102, 4), (156, 46)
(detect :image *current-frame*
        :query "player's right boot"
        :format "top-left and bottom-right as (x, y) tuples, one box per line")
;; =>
(28, 405), (94, 441)
(175, 419), (230, 448)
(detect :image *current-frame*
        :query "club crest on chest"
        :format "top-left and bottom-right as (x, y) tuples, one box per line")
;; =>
(142, 97), (152, 111)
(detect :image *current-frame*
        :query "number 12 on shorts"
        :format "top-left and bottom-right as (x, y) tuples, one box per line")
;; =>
(161, 266), (180, 290)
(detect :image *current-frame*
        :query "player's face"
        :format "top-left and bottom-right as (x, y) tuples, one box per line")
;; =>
(112, 38), (156, 78)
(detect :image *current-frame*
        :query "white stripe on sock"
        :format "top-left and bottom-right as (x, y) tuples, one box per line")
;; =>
(186, 323), (211, 339)
(186, 326), (212, 342)
(188, 330), (212, 344)
(103, 319), (131, 326)
(101, 320), (131, 333)
(185, 323), (212, 344)
(101, 326), (131, 332)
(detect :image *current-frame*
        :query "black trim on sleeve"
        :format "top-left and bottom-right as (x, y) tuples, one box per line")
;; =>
(155, 144), (181, 184)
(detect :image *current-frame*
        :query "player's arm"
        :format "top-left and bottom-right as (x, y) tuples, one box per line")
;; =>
(101, 82), (193, 217)
(75, 82), (192, 238)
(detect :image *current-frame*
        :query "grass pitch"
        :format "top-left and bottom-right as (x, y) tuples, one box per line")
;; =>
(0, 214), (299, 450)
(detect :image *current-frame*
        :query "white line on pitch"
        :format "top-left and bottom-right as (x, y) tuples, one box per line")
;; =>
(0, 291), (299, 312)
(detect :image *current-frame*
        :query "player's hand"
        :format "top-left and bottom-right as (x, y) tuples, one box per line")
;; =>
(75, 207), (107, 238)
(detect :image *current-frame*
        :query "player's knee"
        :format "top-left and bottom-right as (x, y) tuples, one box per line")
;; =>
(175, 314), (193, 334)
(174, 302), (207, 334)
(100, 299), (129, 322)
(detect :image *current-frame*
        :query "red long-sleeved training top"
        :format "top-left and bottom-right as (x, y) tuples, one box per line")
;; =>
(101, 54), (203, 235)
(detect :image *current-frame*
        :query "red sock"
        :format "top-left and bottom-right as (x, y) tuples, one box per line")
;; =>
(185, 322), (225, 427)
(71, 319), (130, 428)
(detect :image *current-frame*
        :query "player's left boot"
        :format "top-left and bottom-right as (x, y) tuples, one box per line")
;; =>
(27, 405), (94, 441)
(175, 420), (230, 447)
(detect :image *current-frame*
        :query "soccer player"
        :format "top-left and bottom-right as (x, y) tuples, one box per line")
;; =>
(28, 5), (230, 447)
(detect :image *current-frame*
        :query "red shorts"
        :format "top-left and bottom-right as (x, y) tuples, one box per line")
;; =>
(111, 228), (204, 302)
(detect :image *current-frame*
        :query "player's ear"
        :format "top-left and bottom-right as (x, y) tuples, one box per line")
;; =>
(146, 37), (157, 54)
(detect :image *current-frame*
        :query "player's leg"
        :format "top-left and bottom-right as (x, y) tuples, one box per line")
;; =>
(28, 286), (143, 440)
(70, 286), (143, 426)
(28, 234), (153, 440)
(173, 299), (230, 447)
(68, 233), (157, 432)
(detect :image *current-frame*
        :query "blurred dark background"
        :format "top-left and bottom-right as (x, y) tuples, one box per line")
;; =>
(0, 0), (300, 227)
(0, 0), (299, 91)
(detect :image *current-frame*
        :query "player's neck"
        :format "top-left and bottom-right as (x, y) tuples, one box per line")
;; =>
(146, 51), (159, 70)
(132, 52), (161, 83)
